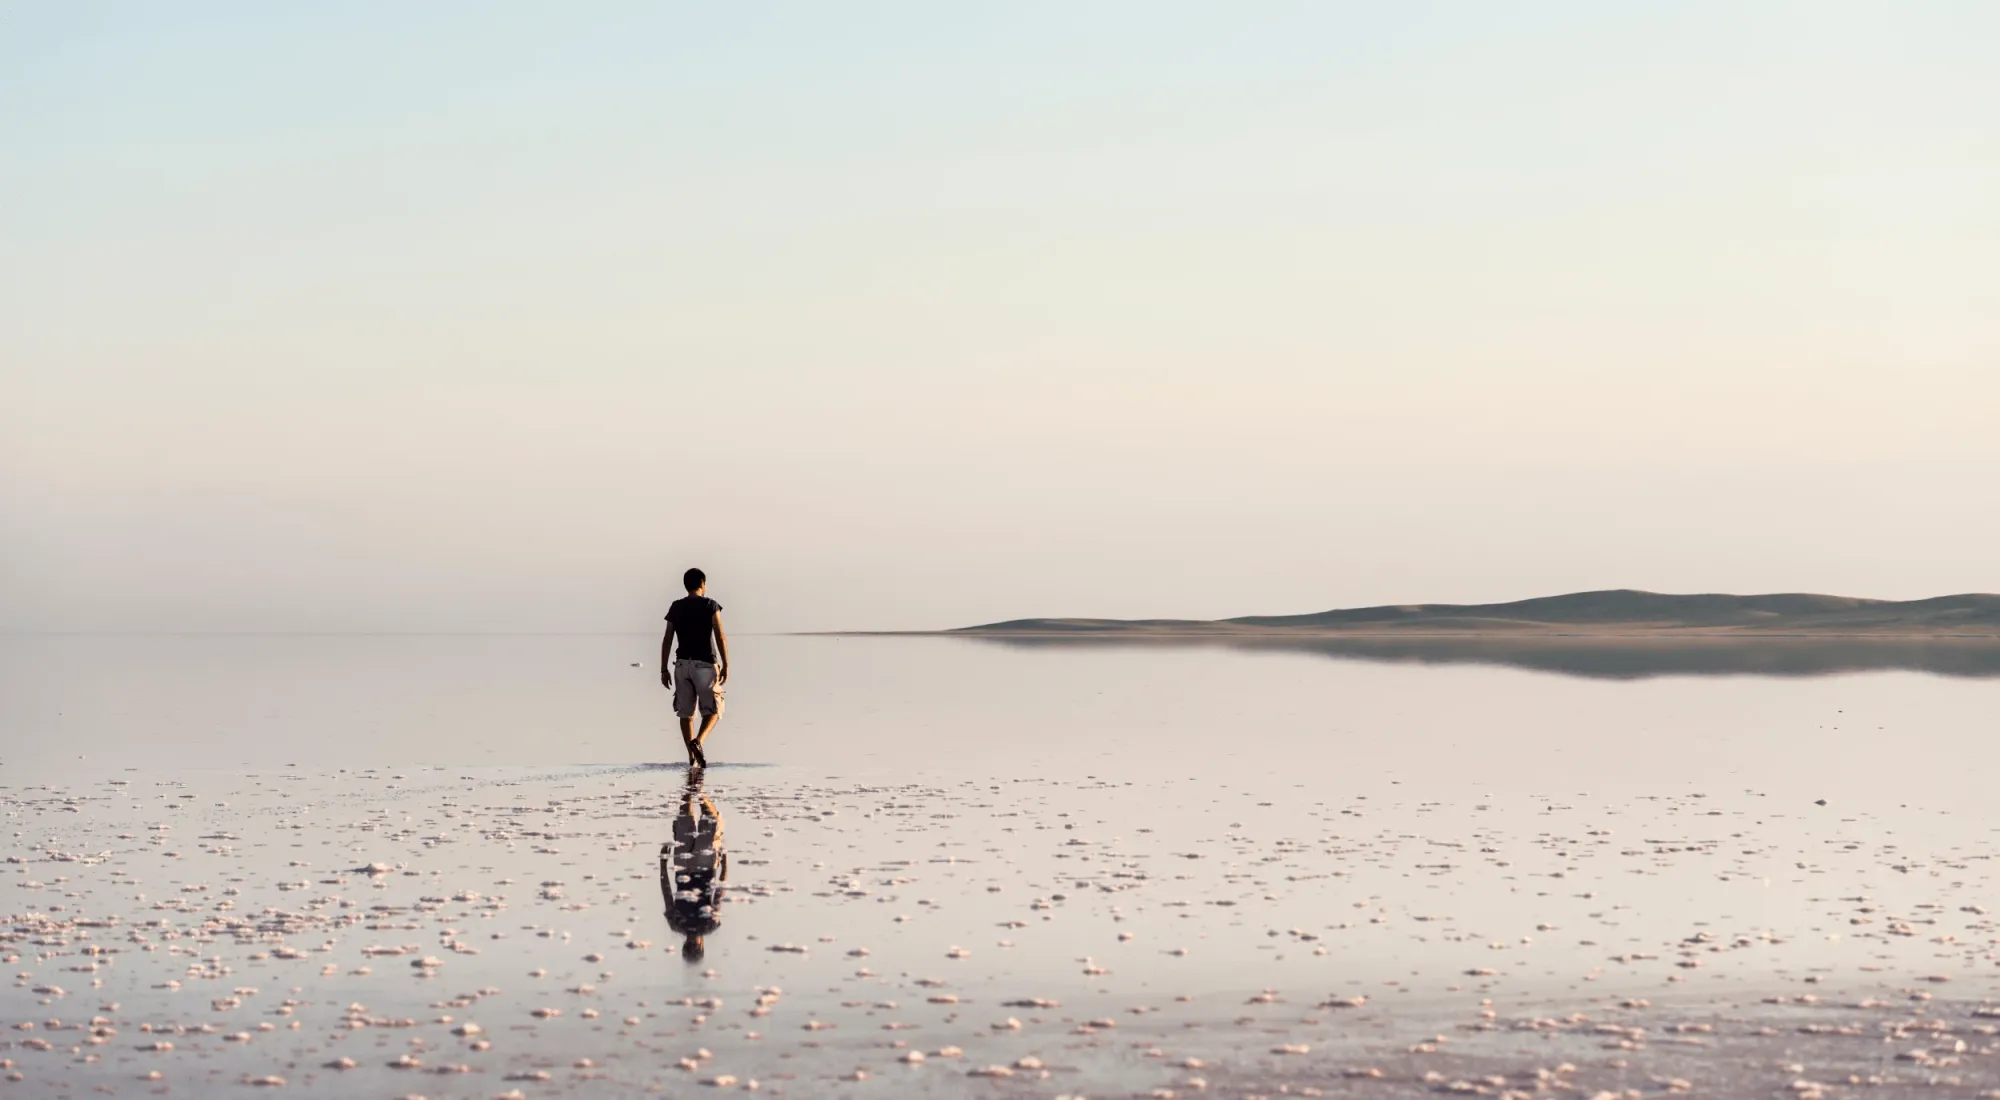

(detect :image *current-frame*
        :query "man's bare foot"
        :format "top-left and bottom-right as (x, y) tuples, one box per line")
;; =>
(690, 741), (707, 769)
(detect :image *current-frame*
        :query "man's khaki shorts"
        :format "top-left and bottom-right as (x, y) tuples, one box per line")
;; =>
(673, 659), (723, 719)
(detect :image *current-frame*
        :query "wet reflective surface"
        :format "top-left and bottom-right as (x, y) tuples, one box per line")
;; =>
(966, 634), (2000, 680)
(6, 635), (2000, 1095)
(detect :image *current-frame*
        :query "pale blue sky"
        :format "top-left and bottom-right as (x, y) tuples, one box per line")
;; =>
(4, 2), (1996, 632)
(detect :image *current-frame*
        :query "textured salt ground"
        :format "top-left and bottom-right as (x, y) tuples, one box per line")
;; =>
(6, 764), (2000, 1098)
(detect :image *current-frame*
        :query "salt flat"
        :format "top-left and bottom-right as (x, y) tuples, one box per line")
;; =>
(5, 635), (2000, 1096)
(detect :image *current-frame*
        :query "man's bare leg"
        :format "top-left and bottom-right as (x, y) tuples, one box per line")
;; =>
(680, 715), (703, 769)
(692, 713), (720, 762)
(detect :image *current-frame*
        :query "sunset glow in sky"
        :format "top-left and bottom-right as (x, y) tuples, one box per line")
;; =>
(5, 3), (1996, 632)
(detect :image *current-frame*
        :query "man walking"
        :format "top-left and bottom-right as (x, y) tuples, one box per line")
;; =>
(662, 567), (729, 769)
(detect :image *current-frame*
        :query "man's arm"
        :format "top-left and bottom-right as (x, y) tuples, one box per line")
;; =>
(660, 625), (675, 689)
(712, 614), (729, 685)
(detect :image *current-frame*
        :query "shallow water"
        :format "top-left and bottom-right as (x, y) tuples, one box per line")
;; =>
(6, 635), (2000, 1096)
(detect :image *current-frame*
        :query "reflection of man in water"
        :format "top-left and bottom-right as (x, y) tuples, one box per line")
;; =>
(661, 774), (727, 962)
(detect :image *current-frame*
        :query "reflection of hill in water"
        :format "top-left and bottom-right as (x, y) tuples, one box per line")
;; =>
(966, 635), (2000, 680)
(960, 589), (2000, 635)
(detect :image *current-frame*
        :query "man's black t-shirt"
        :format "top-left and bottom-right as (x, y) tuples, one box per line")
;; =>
(666, 596), (723, 663)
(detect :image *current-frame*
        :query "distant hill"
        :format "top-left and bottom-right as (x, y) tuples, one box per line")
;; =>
(951, 590), (2000, 636)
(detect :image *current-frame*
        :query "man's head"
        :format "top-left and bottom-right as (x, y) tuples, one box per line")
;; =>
(681, 934), (705, 963)
(683, 567), (706, 594)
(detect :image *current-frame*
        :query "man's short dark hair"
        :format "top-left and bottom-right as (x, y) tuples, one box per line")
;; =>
(683, 567), (706, 592)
